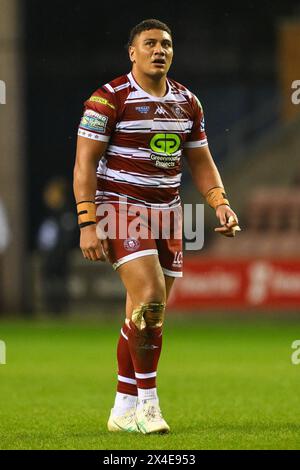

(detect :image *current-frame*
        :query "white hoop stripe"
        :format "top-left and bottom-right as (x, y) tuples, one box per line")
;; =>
(135, 371), (157, 379)
(118, 375), (137, 385)
(161, 267), (183, 278)
(113, 249), (158, 270)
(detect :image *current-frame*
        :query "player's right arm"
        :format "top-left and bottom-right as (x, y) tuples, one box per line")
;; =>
(73, 136), (108, 261)
(74, 84), (117, 260)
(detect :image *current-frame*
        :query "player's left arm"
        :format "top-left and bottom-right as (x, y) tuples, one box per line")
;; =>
(185, 145), (241, 237)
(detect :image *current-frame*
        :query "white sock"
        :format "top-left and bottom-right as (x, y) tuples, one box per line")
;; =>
(137, 388), (159, 408)
(112, 392), (137, 416)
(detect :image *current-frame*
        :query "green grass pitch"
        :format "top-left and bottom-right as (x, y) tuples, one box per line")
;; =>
(0, 316), (300, 450)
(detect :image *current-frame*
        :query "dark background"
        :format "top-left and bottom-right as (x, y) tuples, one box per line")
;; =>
(23, 0), (299, 247)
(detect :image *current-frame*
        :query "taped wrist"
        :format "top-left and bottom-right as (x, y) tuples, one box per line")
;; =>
(205, 187), (230, 210)
(131, 302), (166, 330)
(77, 200), (96, 228)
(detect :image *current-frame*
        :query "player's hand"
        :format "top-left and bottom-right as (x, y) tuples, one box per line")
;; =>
(80, 224), (107, 261)
(214, 205), (241, 237)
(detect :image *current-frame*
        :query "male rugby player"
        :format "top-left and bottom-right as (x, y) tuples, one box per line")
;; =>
(73, 19), (240, 434)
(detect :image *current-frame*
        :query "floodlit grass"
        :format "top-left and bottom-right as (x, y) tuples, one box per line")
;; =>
(0, 316), (300, 449)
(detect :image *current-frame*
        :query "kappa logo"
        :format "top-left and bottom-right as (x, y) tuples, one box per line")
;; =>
(154, 105), (167, 115)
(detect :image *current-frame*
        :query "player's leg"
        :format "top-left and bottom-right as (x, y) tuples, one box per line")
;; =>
(114, 274), (174, 402)
(120, 274), (174, 387)
(108, 267), (176, 433)
(125, 274), (174, 319)
(109, 293), (138, 430)
(118, 253), (166, 399)
(107, 289), (141, 432)
(116, 256), (175, 434)
(108, 254), (166, 433)
(127, 205), (182, 433)
(106, 204), (179, 433)
(164, 274), (176, 301)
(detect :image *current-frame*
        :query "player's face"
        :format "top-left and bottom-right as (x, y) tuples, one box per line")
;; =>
(129, 29), (173, 78)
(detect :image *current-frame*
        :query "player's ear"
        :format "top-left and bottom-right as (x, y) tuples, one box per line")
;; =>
(128, 46), (135, 63)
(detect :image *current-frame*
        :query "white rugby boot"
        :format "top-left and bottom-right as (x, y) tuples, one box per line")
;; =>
(135, 400), (170, 434)
(107, 407), (140, 433)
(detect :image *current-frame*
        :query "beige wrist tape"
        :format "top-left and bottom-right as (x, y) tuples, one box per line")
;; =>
(205, 187), (230, 209)
(77, 201), (96, 227)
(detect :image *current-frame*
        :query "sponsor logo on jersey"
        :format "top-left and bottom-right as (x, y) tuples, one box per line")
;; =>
(124, 237), (140, 251)
(150, 154), (179, 169)
(88, 95), (115, 109)
(135, 105), (150, 114)
(149, 133), (181, 169)
(150, 133), (181, 155)
(80, 110), (108, 133)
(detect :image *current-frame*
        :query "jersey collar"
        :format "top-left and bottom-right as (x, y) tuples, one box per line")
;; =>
(127, 72), (172, 102)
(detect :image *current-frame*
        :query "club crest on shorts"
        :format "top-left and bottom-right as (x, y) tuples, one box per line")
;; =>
(124, 237), (140, 251)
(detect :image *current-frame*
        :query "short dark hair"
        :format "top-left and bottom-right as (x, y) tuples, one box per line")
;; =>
(127, 19), (172, 48)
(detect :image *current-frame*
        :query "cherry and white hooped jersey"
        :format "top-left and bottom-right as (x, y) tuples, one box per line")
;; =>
(78, 72), (208, 208)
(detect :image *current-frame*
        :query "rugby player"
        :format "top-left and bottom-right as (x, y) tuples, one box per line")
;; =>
(73, 19), (240, 434)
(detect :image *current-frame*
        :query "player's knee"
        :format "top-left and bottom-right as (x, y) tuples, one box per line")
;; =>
(131, 301), (166, 330)
(142, 281), (166, 305)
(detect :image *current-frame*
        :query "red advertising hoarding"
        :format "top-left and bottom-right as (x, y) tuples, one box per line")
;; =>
(168, 258), (300, 310)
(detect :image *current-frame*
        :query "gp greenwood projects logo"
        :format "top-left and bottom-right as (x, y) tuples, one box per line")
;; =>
(0, 80), (6, 104)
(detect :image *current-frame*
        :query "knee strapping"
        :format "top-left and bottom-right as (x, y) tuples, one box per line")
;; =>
(131, 302), (166, 330)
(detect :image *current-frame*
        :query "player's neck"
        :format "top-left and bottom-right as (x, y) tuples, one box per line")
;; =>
(131, 70), (167, 97)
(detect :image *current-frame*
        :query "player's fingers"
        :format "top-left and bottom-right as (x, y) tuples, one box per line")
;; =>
(214, 226), (229, 233)
(226, 220), (238, 228)
(219, 214), (227, 225)
(88, 248), (99, 261)
(226, 222), (241, 233)
(215, 214), (241, 237)
(101, 239), (110, 258)
(214, 226), (236, 237)
(87, 250), (95, 261)
(226, 223), (241, 232)
(95, 245), (106, 262)
(81, 249), (90, 260)
(226, 215), (241, 230)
